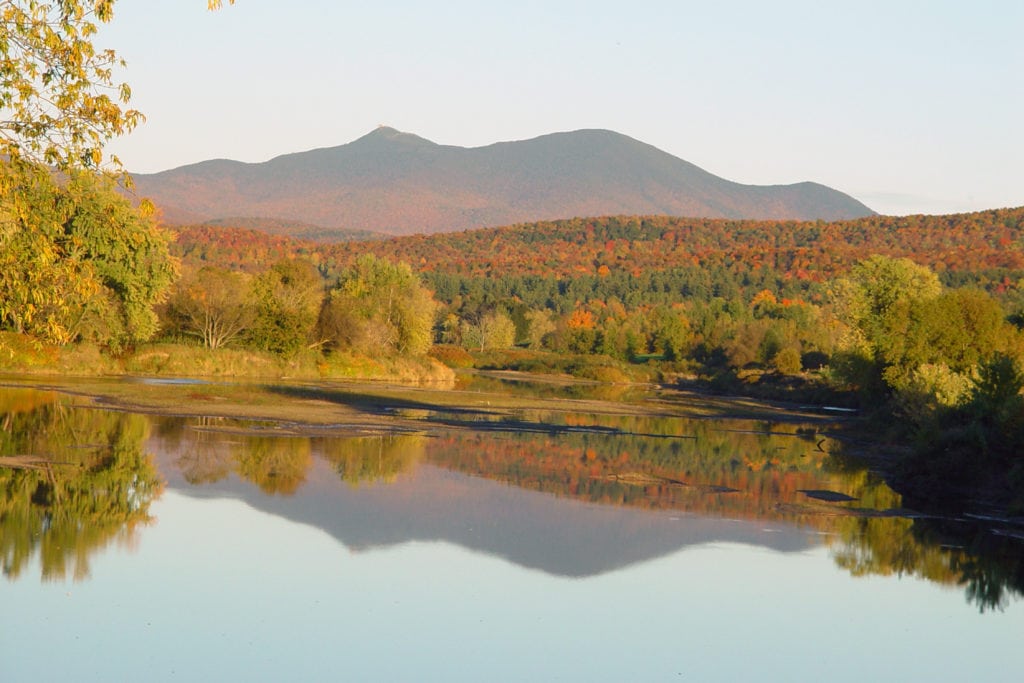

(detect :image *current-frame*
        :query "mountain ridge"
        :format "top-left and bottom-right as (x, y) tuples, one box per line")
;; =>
(133, 126), (875, 235)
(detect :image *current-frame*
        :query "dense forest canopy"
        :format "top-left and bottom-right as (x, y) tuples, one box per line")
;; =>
(175, 207), (1024, 283)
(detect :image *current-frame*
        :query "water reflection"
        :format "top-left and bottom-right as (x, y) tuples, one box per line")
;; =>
(829, 513), (1024, 612)
(1, 385), (1023, 611)
(161, 418), (313, 494)
(424, 412), (903, 523)
(0, 389), (163, 581)
(318, 433), (425, 487)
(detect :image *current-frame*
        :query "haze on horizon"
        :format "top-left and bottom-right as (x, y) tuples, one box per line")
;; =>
(101, 0), (1022, 217)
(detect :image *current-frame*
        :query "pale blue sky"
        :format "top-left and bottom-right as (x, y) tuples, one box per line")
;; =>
(101, 0), (1022, 216)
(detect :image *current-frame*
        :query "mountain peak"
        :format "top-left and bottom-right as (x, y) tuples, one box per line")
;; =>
(133, 128), (875, 234)
(355, 125), (435, 147)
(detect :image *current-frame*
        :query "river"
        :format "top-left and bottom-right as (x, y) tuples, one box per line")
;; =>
(1, 381), (1022, 681)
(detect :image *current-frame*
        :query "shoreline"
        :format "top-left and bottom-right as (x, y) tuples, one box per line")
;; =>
(0, 371), (850, 436)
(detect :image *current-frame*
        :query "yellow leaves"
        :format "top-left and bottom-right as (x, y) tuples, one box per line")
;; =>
(0, 0), (149, 171)
(93, 0), (115, 22)
(0, 160), (173, 347)
(751, 289), (777, 308)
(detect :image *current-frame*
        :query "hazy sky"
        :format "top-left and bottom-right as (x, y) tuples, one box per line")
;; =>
(100, 0), (1022, 216)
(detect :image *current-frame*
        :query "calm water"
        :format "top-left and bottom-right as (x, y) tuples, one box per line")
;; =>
(2, 384), (1023, 682)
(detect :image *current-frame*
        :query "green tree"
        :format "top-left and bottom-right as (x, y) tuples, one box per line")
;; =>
(0, 164), (97, 343)
(831, 255), (942, 358)
(320, 254), (437, 357)
(650, 306), (691, 361)
(0, 162), (175, 348)
(64, 170), (177, 350)
(967, 354), (1024, 435)
(246, 259), (324, 355)
(772, 346), (803, 374)
(524, 308), (556, 349)
(881, 288), (1013, 389)
(830, 256), (943, 396)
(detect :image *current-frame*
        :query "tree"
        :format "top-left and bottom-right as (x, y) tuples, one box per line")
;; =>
(830, 256), (944, 396)
(63, 170), (177, 350)
(881, 288), (1012, 384)
(162, 266), (254, 349)
(461, 311), (516, 351)
(0, 0), (233, 171)
(0, 163), (98, 343)
(0, 161), (175, 348)
(246, 259), (324, 355)
(524, 308), (555, 349)
(650, 306), (691, 361)
(319, 254), (436, 357)
(831, 255), (942, 356)
(1, 1), (233, 347)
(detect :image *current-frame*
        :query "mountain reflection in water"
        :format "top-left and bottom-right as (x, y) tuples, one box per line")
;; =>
(1, 385), (1022, 611)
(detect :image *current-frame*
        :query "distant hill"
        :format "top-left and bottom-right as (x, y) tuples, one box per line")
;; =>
(134, 126), (875, 236)
(173, 207), (1024, 281)
(200, 217), (383, 243)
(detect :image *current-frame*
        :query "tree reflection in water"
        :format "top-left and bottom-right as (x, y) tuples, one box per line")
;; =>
(3, 386), (1022, 608)
(0, 389), (163, 581)
(166, 418), (313, 495)
(830, 513), (1024, 612)
(317, 434), (424, 487)
(234, 436), (312, 495)
(421, 413), (1024, 611)
(164, 419), (423, 492)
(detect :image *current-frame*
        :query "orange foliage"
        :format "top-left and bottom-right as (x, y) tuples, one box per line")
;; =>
(566, 309), (597, 330)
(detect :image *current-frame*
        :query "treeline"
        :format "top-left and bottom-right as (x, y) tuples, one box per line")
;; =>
(175, 208), (1024, 282)
(169, 211), (1024, 404)
(173, 208), (1024, 338)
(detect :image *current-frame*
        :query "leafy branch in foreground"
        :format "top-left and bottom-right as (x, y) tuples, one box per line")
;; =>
(0, 0), (235, 171)
(0, 1), (140, 170)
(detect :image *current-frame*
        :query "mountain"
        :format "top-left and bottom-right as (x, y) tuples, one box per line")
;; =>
(132, 126), (875, 236)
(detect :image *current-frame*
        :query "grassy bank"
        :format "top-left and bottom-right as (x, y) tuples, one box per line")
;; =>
(0, 334), (454, 384)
